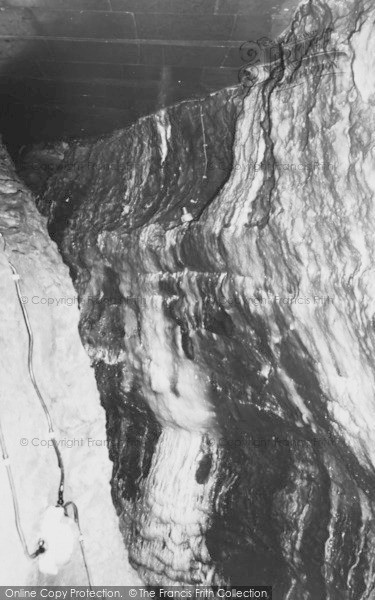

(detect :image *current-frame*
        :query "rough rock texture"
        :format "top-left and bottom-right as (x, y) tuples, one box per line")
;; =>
(31, 87), (242, 587)
(0, 141), (140, 586)
(28, 0), (375, 597)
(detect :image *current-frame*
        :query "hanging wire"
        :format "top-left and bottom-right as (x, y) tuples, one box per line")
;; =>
(64, 501), (93, 589)
(7, 256), (65, 506)
(0, 233), (92, 585)
(0, 416), (44, 558)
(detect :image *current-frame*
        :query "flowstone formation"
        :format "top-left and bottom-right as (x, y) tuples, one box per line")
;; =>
(0, 141), (140, 586)
(30, 0), (375, 596)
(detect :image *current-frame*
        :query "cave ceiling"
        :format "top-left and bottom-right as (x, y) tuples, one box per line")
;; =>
(0, 0), (299, 152)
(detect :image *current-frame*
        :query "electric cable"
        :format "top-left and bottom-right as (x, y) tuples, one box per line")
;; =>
(7, 256), (65, 506)
(0, 416), (43, 558)
(0, 233), (92, 585)
(64, 501), (93, 589)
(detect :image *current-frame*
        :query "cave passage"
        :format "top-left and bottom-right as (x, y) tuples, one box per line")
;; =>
(2, 0), (375, 599)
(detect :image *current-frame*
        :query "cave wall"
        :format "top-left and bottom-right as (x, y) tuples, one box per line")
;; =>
(0, 140), (140, 585)
(30, 0), (375, 597)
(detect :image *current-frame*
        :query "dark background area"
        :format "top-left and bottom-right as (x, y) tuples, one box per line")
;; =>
(0, 0), (298, 155)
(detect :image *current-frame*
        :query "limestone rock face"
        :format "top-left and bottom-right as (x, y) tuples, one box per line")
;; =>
(0, 141), (140, 586)
(30, 0), (375, 596)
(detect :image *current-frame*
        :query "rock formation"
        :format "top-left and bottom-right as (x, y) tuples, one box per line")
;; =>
(17, 0), (375, 597)
(0, 140), (140, 586)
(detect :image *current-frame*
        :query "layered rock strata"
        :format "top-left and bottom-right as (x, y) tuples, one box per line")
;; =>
(25, 0), (375, 597)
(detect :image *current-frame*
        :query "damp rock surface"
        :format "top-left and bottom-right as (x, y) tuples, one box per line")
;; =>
(0, 141), (140, 586)
(29, 0), (375, 597)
